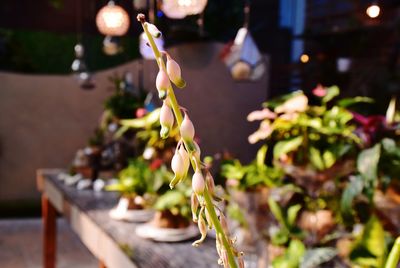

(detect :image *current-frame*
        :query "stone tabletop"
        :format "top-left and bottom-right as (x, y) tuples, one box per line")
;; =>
(38, 169), (219, 268)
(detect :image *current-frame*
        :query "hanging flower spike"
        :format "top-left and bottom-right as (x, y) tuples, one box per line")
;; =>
(192, 170), (205, 195)
(167, 55), (186, 88)
(137, 14), (241, 268)
(145, 22), (162, 38)
(170, 151), (185, 188)
(156, 69), (170, 100)
(160, 101), (174, 139)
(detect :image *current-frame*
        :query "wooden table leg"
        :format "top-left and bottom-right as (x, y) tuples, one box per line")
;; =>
(99, 260), (107, 268)
(42, 194), (57, 268)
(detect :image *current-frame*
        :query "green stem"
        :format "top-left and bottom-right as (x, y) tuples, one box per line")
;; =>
(385, 237), (400, 268)
(140, 17), (238, 268)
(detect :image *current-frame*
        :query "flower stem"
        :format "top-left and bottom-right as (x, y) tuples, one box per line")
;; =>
(138, 15), (238, 268)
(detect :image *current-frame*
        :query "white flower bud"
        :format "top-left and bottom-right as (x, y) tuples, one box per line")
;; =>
(178, 145), (190, 176)
(156, 70), (170, 99)
(205, 173), (215, 195)
(145, 22), (162, 38)
(205, 208), (213, 229)
(160, 126), (170, 139)
(160, 101), (174, 128)
(221, 250), (229, 267)
(238, 255), (245, 268)
(192, 213), (207, 247)
(192, 170), (205, 195)
(193, 141), (201, 160)
(191, 193), (199, 222)
(180, 114), (195, 141)
(167, 56), (186, 88)
(171, 152), (185, 179)
(219, 213), (229, 235)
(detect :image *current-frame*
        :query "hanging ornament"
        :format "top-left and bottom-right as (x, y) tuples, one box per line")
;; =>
(161, 0), (208, 19)
(96, 1), (130, 36)
(139, 32), (165, 60)
(221, 3), (265, 81)
(103, 36), (123, 55)
(71, 44), (95, 90)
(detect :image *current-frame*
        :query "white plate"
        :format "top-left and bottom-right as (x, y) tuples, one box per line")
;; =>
(109, 208), (155, 223)
(136, 223), (199, 242)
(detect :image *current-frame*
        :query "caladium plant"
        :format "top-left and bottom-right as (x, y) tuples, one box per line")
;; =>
(248, 86), (370, 172)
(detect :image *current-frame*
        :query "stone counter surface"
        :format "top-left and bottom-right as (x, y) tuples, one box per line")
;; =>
(40, 170), (219, 268)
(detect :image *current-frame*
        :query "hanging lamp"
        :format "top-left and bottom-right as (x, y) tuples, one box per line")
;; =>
(96, 1), (130, 55)
(161, 0), (208, 19)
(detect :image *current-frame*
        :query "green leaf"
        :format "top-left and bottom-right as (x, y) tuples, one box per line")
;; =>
(350, 216), (387, 268)
(309, 147), (325, 171)
(287, 204), (302, 228)
(338, 96), (374, 107)
(120, 108), (161, 129)
(322, 150), (336, 169)
(256, 145), (268, 169)
(273, 240), (306, 268)
(268, 197), (287, 230)
(386, 97), (397, 124)
(357, 144), (381, 186)
(322, 86), (340, 103)
(273, 136), (304, 160)
(154, 190), (186, 211)
(300, 248), (337, 268)
(385, 237), (400, 268)
(340, 175), (364, 220)
(263, 90), (304, 109)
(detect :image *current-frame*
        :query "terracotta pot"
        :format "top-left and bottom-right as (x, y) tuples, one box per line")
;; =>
(151, 210), (190, 229)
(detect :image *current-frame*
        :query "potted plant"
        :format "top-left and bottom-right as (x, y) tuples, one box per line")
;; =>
(106, 158), (170, 222)
(247, 86), (369, 195)
(135, 183), (200, 242)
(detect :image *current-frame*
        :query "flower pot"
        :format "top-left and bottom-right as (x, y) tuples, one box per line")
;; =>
(151, 210), (190, 229)
(109, 196), (154, 222)
(135, 210), (198, 242)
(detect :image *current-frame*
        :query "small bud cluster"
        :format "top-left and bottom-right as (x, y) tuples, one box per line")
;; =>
(138, 14), (243, 268)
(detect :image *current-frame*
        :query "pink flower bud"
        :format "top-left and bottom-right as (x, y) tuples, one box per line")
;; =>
(145, 22), (162, 38)
(167, 56), (186, 88)
(192, 170), (205, 195)
(160, 101), (174, 128)
(180, 114), (195, 141)
(171, 152), (185, 178)
(156, 70), (170, 99)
